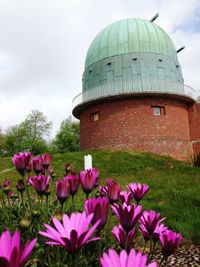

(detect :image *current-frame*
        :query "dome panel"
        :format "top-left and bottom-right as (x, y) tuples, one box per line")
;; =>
(83, 18), (184, 98)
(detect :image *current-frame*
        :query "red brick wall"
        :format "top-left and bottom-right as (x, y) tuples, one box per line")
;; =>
(188, 102), (200, 155)
(80, 97), (193, 161)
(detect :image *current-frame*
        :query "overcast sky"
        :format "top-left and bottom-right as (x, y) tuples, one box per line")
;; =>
(0, 0), (200, 137)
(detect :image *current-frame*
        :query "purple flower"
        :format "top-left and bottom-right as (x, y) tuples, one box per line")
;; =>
(29, 175), (50, 196)
(100, 248), (157, 267)
(152, 223), (168, 243)
(48, 167), (55, 179)
(0, 230), (37, 267)
(160, 230), (182, 260)
(32, 156), (44, 175)
(2, 180), (11, 194)
(107, 182), (121, 204)
(80, 168), (99, 196)
(39, 212), (100, 253)
(111, 203), (142, 233)
(99, 185), (108, 197)
(32, 157), (44, 175)
(41, 154), (52, 169)
(127, 183), (149, 203)
(140, 210), (166, 236)
(112, 225), (136, 251)
(26, 162), (32, 174)
(12, 152), (32, 175)
(56, 178), (70, 204)
(64, 162), (73, 175)
(65, 174), (79, 196)
(84, 197), (109, 230)
(119, 191), (133, 205)
(106, 178), (115, 186)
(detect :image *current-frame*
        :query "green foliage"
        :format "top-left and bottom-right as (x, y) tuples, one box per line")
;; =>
(53, 116), (79, 152)
(0, 129), (5, 156)
(3, 110), (52, 155)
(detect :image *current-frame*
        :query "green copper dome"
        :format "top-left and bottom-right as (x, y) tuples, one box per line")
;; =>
(82, 18), (184, 100)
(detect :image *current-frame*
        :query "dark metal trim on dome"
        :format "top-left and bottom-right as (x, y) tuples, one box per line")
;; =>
(150, 13), (159, 22)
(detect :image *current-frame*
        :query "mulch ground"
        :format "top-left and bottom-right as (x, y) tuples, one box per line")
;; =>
(153, 244), (200, 266)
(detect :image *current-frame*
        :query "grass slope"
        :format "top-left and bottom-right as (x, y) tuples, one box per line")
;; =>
(0, 150), (200, 244)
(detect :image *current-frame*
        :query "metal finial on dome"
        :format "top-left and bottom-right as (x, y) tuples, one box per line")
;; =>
(177, 46), (185, 53)
(150, 13), (159, 22)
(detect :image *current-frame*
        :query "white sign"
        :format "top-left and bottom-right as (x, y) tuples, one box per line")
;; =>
(84, 154), (92, 170)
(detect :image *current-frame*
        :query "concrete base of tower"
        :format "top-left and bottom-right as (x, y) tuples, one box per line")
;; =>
(77, 95), (194, 161)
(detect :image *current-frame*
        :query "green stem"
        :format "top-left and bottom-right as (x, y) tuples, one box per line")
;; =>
(46, 196), (49, 221)
(71, 252), (78, 267)
(125, 232), (129, 251)
(7, 195), (10, 208)
(22, 174), (32, 211)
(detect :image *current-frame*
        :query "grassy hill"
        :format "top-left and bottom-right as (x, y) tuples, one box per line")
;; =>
(0, 150), (200, 244)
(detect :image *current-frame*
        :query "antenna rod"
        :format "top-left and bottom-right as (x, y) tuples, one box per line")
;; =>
(177, 46), (185, 53)
(150, 13), (159, 22)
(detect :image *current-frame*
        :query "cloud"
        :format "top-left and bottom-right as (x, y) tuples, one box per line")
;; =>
(0, 0), (199, 136)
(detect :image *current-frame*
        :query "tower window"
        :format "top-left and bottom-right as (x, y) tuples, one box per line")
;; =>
(132, 58), (137, 61)
(152, 106), (165, 116)
(158, 59), (163, 62)
(91, 112), (99, 121)
(107, 62), (111, 66)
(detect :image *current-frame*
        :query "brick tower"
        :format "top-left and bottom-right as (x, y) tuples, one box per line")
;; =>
(72, 17), (200, 161)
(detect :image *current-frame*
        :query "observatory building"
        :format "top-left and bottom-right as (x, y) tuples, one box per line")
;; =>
(72, 16), (200, 161)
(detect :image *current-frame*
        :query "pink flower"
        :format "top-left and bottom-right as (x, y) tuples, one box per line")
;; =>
(112, 225), (136, 251)
(100, 248), (157, 267)
(139, 210), (166, 236)
(39, 212), (100, 253)
(111, 203), (142, 233)
(2, 180), (11, 195)
(0, 230), (37, 267)
(99, 185), (108, 197)
(84, 197), (109, 230)
(65, 174), (79, 196)
(106, 178), (115, 186)
(48, 167), (55, 179)
(152, 224), (168, 243)
(127, 183), (149, 203)
(160, 230), (182, 260)
(41, 154), (52, 169)
(140, 222), (167, 243)
(80, 168), (99, 196)
(107, 182), (121, 204)
(32, 157), (43, 175)
(29, 175), (50, 196)
(56, 178), (70, 204)
(119, 191), (133, 205)
(12, 152), (32, 175)
(64, 162), (73, 175)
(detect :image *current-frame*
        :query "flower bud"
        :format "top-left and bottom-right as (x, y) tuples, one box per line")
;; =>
(16, 179), (25, 193)
(20, 218), (31, 229)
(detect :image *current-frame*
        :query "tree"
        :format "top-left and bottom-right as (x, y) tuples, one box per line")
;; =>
(22, 110), (52, 142)
(53, 117), (80, 152)
(4, 110), (52, 155)
(0, 128), (6, 156)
